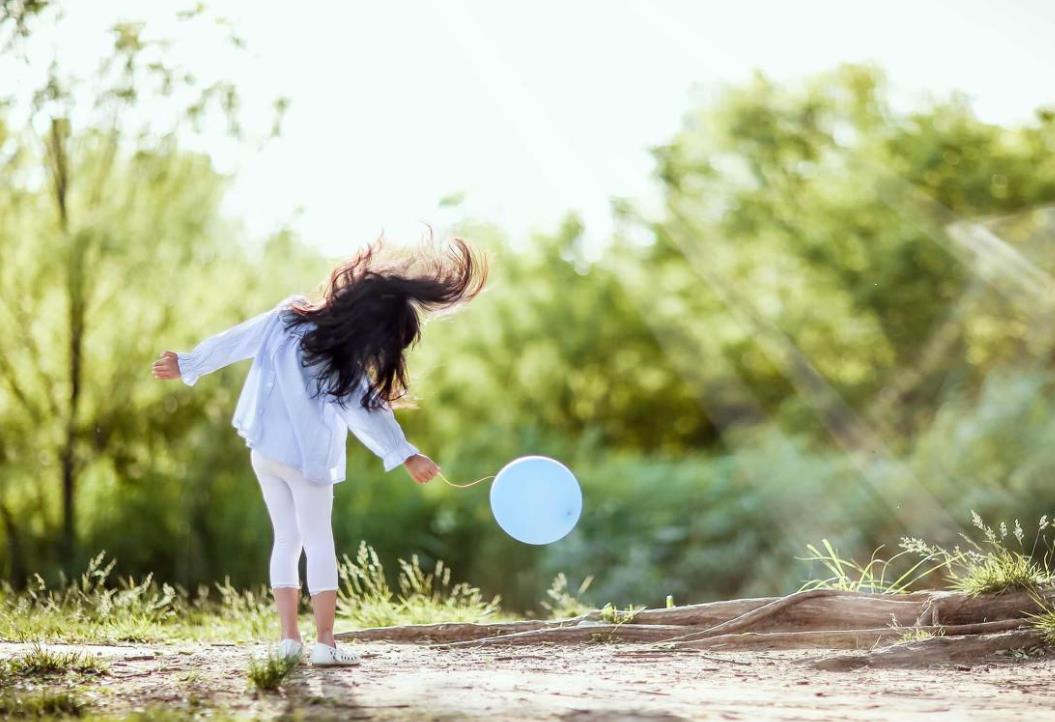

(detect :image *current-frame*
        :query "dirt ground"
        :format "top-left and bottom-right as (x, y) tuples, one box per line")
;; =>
(5, 640), (1055, 721)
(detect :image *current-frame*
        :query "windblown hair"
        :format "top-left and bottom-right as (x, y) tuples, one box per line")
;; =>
(286, 234), (487, 410)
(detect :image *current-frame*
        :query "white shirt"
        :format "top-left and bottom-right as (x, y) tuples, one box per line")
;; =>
(177, 296), (419, 484)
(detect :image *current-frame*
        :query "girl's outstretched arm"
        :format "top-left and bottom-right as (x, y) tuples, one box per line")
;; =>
(332, 392), (439, 483)
(152, 306), (279, 386)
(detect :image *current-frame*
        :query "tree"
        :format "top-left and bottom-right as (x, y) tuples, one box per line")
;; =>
(0, 3), (293, 580)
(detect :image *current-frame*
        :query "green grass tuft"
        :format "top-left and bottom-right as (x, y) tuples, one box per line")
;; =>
(336, 542), (503, 628)
(798, 539), (946, 594)
(894, 627), (941, 645)
(540, 573), (593, 619)
(0, 552), (276, 644)
(1029, 607), (1055, 646)
(0, 688), (87, 717)
(0, 544), (522, 645)
(599, 603), (643, 625)
(6, 644), (109, 677)
(901, 513), (1051, 597)
(802, 513), (1054, 598)
(246, 652), (299, 692)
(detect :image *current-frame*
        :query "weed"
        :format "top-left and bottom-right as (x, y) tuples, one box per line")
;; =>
(0, 552), (275, 643)
(802, 514), (1054, 597)
(246, 652), (298, 692)
(7, 644), (109, 677)
(336, 542), (503, 628)
(599, 603), (642, 625)
(540, 573), (593, 619)
(176, 669), (204, 685)
(893, 626), (942, 645)
(0, 688), (86, 717)
(901, 513), (1051, 596)
(798, 539), (946, 594)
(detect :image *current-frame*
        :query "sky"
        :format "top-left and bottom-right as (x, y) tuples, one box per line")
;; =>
(17, 0), (1055, 254)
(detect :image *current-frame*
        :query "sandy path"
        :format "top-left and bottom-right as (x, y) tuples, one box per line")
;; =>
(3, 641), (1054, 720)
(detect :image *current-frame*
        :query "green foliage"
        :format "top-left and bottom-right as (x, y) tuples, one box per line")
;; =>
(4, 7), (1055, 611)
(895, 627), (941, 645)
(599, 603), (643, 625)
(336, 542), (503, 628)
(246, 652), (298, 692)
(4, 644), (108, 677)
(0, 553), (275, 643)
(539, 573), (593, 619)
(1029, 608), (1055, 647)
(0, 688), (86, 718)
(799, 539), (946, 594)
(801, 514), (1053, 598)
(901, 513), (1052, 596)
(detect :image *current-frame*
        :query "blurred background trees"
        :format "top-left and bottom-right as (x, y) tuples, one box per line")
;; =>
(3, 3), (1055, 611)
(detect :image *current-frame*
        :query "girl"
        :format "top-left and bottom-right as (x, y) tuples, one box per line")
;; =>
(152, 237), (486, 666)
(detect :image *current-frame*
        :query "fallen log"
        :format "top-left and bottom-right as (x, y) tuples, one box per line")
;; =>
(812, 629), (1048, 671)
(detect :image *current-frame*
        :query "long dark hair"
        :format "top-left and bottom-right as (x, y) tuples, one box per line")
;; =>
(285, 234), (487, 410)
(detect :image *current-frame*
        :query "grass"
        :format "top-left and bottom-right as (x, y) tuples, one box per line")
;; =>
(599, 603), (643, 625)
(0, 688), (87, 717)
(0, 553), (275, 644)
(540, 573), (594, 619)
(1028, 608), (1055, 646)
(336, 541), (505, 628)
(801, 513), (1053, 597)
(901, 513), (1051, 597)
(246, 651), (299, 692)
(5, 644), (109, 677)
(798, 539), (947, 594)
(0, 543), (559, 644)
(0, 645), (109, 720)
(895, 628), (938, 644)
(803, 514), (1055, 651)
(0, 708), (246, 722)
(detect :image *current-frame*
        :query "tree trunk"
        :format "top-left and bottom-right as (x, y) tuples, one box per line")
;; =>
(0, 501), (27, 589)
(47, 115), (83, 564)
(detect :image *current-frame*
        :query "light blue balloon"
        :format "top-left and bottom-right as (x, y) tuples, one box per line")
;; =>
(489, 456), (582, 545)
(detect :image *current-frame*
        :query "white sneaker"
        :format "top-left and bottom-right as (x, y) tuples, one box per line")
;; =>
(309, 642), (360, 667)
(276, 638), (304, 663)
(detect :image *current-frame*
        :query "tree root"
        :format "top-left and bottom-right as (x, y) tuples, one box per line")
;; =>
(335, 618), (584, 643)
(334, 587), (1054, 668)
(912, 588), (1054, 626)
(675, 618), (1028, 651)
(434, 623), (697, 648)
(812, 629), (1048, 671)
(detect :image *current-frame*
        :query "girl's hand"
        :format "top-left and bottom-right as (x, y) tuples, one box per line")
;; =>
(152, 351), (181, 380)
(404, 454), (440, 484)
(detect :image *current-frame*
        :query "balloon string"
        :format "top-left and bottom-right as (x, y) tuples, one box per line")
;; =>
(436, 471), (495, 489)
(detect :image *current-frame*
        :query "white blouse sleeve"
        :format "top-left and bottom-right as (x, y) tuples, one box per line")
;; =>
(332, 387), (420, 472)
(177, 306), (280, 386)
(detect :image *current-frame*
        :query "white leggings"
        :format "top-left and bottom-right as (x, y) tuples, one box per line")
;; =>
(250, 450), (338, 596)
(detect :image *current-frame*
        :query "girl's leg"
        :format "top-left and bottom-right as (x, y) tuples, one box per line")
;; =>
(250, 450), (304, 641)
(284, 469), (339, 646)
(272, 587), (302, 642)
(310, 590), (338, 648)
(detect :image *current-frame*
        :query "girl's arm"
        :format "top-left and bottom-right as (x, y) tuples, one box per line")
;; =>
(332, 391), (439, 482)
(153, 306), (279, 386)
